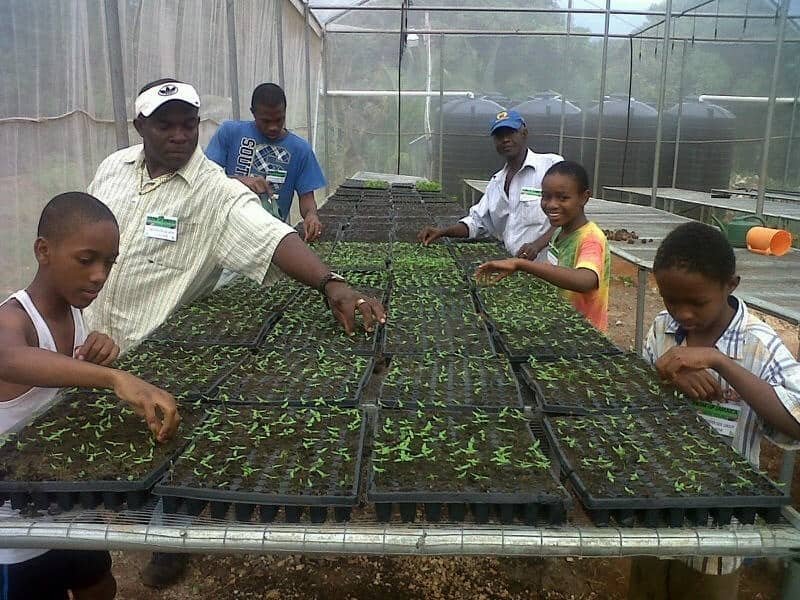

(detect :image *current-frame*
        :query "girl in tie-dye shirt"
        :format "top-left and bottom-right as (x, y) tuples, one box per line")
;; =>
(475, 161), (610, 331)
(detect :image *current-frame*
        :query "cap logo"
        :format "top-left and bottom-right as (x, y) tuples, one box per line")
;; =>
(158, 84), (179, 97)
(496, 111), (508, 120)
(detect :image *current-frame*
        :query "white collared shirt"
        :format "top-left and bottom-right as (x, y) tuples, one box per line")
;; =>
(644, 296), (800, 575)
(459, 149), (563, 257)
(85, 144), (295, 353)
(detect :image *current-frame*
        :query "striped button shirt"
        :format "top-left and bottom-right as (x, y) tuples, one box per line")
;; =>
(644, 295), (800, 575)
(85, 144), (295, 353)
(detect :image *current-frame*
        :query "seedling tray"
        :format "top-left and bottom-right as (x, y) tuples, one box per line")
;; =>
(391, 268), (469, 290)
(337, 228), (395, 243)
(368, 408), (570, 524)
(383, 312), (494, 357)
(390, 242), (456, 271)
(388, 287), (478, 318)
(0, 390), (204, 512)
(263, 314), (382, 356)
(216, 349), (373, 407)
(155, 405), (366, 523)
(520, 353), (684, 415)
(545, 411), (789, 528)
(489, 316), (622, 363)
(316, 241), (391, 270)
(378, 352), (522, 409)
(148, 277), (279, 347)
(114, 341), (250, 397)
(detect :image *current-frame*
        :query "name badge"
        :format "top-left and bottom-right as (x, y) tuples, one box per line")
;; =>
(265, 168), (287, 185)
(693, 400), (741, 437)
(520, 187), (542, 202)
(144, 214), (178, 242)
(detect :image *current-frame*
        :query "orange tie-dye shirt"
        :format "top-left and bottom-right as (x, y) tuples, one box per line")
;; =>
(547, 221), (610, 331)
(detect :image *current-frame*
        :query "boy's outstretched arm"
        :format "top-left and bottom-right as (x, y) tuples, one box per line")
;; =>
(656, 346), (800, 440)
(476, 258), (599, 293)
(0, 312), (180, 442)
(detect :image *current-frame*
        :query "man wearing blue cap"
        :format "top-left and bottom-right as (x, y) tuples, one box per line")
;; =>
(418, 110), (563, 260)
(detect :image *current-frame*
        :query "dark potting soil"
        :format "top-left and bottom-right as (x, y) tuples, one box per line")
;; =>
(148, 277), (278, 346)
(547, 411), (787, 504)
(0, 390), (203, 483)
(370, 408), (563, 497)
(315, 241), (391, 270)
(521, 353), (685, 414)
(378, 352), (520, 409)
(160, 404), (364, 499)
(388, 287), (477, 319)
(391, 268), (470, 290)
(338, 228), (395, 243)
(383, 313), (493, 356)
(115, 342), (250, 397)
(264, 312), (381, 356)
(217, 348), (371, 405)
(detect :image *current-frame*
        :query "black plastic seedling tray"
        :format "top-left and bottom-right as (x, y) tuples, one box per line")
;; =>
(544, 411), (789, 528)
(0, 392), (204, 513)
(486, 315), (623, 363)
(147, 278), (281, 348)
(337, 228), (395, 243)
(114, 341), (251, 397)
(215, 350), (374, 407)
(519, 353), (685, 415)
(377, 352), (522, 409)
(155, 406), (366, 524)
(368, 408), (570, 524)
(383, 312), (495, 357)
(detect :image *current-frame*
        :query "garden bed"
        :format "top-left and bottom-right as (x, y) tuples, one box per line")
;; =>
(520, 354), (684, 415)
(545, 411), (789, 527)
(368, 408), (569, 524)
(377, 352), (521, 409)
(155, 404), (366, 523)
(0, 390), (203, 512)
(216, 348), (373, 407)
(148, 277), (279, 347)
(115, 341), (249, 397)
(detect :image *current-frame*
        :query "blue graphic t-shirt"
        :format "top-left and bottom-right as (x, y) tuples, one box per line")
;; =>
(205, 121), (326, 221)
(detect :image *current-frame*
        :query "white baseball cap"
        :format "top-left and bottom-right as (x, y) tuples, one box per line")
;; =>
(134, 81), (201, 117)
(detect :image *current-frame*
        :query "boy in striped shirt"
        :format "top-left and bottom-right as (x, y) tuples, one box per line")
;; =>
(629, 222), (800, 599)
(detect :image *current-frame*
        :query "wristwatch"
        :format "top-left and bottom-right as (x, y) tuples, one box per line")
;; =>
(317, 271), (347, 296)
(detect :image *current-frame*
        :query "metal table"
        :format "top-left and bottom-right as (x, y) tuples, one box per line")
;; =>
(2, 178), (799, 566)
(604, 186), (800, 233)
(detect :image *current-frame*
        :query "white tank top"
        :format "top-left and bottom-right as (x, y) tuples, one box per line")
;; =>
(0, 290), (87, 565)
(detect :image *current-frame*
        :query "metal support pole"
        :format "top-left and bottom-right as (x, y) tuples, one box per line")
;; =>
(757, 0), (790, 217)
(671, 40), (687, 189)
(304, 1), (314, 147)
(558, 0), (573, 156)
(438, 34), (445, 185)
(782, 77), (800, 186)
(591, 0), (611, 195)
(650, 0), (673, 208)
(276, 0), (286, 89)
(634, 267), (648, 355)
(322, 34), (331, 197)
(103, 0), (129, 149)
(226, 0), (241, 120)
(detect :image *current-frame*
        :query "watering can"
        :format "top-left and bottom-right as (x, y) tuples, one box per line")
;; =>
(711, 214), (765, 248)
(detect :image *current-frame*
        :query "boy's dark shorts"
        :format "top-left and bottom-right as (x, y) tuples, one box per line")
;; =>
(1, 549), (112, 600)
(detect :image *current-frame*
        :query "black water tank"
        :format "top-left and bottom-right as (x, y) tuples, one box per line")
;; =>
(512, 92), (582, 160)
(665, 100), (736, 191)
(434, 97), (506, 196)
(584, 95), (658, 193)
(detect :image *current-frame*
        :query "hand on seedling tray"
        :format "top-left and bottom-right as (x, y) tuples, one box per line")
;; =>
(475, 258), (518, 286)
(325, 282), (387, 336)
(655, 347), (723, 400)
(417, 226), (442, 246)
(112, 371), (181, 442)
(74, 331), (120, 366)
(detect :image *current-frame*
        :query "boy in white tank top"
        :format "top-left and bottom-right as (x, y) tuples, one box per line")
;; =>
(0, 192), (181, 600)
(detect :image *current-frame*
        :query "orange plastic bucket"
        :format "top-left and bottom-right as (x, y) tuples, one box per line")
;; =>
(746, 226), (793, 256)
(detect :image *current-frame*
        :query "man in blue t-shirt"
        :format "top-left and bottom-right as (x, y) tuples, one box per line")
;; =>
(205, 83), (326, 241)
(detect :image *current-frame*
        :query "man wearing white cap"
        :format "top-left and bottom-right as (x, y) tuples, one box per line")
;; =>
(417, 109), (563, 261)
(84, 78), (386, 587)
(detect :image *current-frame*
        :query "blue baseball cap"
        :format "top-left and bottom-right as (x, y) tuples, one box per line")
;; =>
(489, 110), (526, 135)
